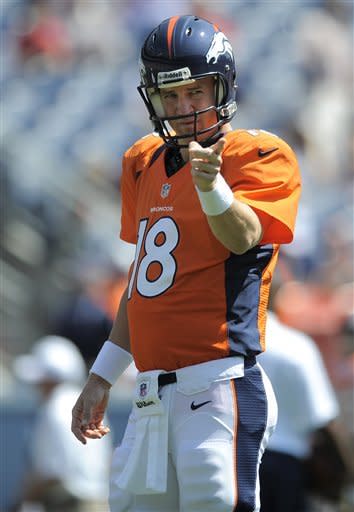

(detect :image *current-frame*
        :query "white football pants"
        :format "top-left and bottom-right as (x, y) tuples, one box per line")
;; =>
(109, 360), (277, 512)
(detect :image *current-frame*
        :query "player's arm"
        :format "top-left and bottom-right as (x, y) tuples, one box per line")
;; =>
(107, 286), (131, 352)
(71, 287), (132, 444)
(190, 138), (268, 254)
(205, 196), (264, 254)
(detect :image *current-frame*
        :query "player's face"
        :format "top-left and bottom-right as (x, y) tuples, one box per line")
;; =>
(159, 77), (218, 144)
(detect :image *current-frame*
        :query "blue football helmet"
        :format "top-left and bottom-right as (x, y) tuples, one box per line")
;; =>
(138, 15), (237, 148)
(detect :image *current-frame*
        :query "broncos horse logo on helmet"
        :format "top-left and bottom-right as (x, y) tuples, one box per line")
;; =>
(206, 32), (234, 65)
(138, 15), (238, 148)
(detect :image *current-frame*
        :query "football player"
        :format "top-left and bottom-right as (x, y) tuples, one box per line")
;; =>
(72, 15), (301, 512)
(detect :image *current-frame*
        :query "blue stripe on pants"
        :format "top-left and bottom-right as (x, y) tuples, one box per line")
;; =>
(232, 362), (267, 511)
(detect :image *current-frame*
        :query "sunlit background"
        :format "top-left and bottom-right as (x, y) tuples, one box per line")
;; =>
(1, 1), (353, 511)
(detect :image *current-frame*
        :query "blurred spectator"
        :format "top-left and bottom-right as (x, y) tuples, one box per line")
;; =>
(12, 335), (112, 512)
(17, 0), (73, 71)
(274, 280), (354, 390)
(259, 312), (353, 512)
(52, 260), (127, 368)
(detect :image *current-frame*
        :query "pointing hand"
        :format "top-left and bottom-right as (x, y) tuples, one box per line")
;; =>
(189, 137), (226, 192)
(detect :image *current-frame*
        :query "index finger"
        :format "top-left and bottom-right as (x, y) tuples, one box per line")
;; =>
(189, 144), (220, 164)
(212, 137), (227, 156)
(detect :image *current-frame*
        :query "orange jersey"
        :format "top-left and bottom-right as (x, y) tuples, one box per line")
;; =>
(120, 129), (301, 371)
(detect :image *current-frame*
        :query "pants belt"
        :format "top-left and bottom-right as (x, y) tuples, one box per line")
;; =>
(158, 372), (177, 388)
(157, 357), (256, 388)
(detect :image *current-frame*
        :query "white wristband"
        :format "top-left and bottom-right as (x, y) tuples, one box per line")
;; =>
(195, 173), (234, 216)
(90, 341), (133, 386)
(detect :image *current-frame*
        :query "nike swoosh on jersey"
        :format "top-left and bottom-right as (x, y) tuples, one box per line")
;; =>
(258, 147), (279, 157)
(190, 400), (212, 411)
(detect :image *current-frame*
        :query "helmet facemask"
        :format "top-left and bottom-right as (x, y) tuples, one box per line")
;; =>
(138, 73), (237, 149)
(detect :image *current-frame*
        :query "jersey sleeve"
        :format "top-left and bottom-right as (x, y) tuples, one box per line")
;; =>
(224, 132), (301, 245)
(120, 134), (164, 244)
(120, 149), (138, 244)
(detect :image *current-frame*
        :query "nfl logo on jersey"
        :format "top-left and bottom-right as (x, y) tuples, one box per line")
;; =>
(139, 382), (148, 397)
(160, 183), (171, 198)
